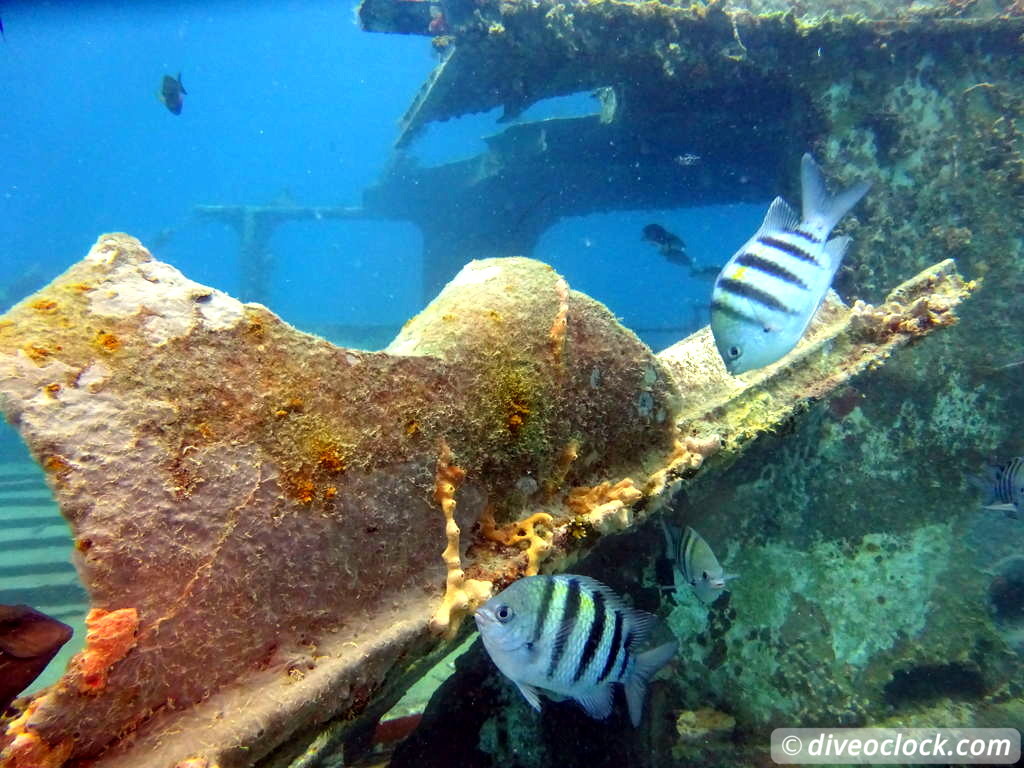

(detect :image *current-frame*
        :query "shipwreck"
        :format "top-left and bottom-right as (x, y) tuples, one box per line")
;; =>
(2, 0), (1023, 765)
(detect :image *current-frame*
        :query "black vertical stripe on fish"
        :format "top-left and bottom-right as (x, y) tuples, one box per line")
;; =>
(717, 278), (798, 315)
(1001, 458), (1022, 502)
(573, 590), (606, 682)
(710, 300), (764, 328)
(677, 528), (692, 582)
(547, 578), (581, 679)
(793, 227), (823, 244)
(998, 461), (1013, 501)
(532, 577), (556, 643)
(736, 252), (809, 289)
(758, 235), (820, 265)
(616, 630), (635, 679)
(597, 610), (624, 682)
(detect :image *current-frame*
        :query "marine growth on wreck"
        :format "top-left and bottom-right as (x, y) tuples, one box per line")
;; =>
(1, 0), (1022, 767)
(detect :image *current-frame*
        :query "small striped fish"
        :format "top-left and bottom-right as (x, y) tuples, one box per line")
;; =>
(710, 153), (870, 375)
(661, 522), (735, 605)
(475, 574), (677, 726)
(678, 526), (735, 605)
(974, 457), (1024, 518)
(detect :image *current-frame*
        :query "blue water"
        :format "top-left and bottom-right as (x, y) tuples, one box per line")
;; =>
(0, 0), (761, 349)
(0, 0), (766, 718)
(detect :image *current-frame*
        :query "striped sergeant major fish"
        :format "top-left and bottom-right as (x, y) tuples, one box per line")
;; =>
(972, 456), (1024, 518)
(661, 521), (736, 605)
(710, 153), (870, 375)
(475, 574), (677, 726)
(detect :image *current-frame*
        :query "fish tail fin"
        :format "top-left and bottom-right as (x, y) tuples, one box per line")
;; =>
(969, 465), (1001, 506)
(800, 153), (870, 236)
(823, 235), (851, 273)
(624, 640), (677, 727)
(658, 517), (678, 556)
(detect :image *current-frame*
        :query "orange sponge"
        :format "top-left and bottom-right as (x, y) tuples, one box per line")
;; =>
(73, 608), (139, 694)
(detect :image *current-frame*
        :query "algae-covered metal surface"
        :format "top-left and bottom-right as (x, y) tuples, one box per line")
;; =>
(348, 0), (1024, 765)
(361, 0), (1024, 145)
(0, 233), (969, 767)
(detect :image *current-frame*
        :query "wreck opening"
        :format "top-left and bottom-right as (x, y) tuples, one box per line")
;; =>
(409, 90), (605, 168)
(534, 202), (768, 351)
(884, 662), (986, 708)
(366, 76), (804, 301)
(989, 555), (1024, 654)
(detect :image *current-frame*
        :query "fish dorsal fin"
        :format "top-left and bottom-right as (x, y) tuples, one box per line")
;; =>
(755, 197), (800, 238)
(514, 681), (543, 712)
(567, 575), (631, 613)
(561, 575), (657, 647)
(800, 153), (870, 236)
(177, 73), (187, 95)
(548, 576), (624, 654)
(575, 683), (615, 720)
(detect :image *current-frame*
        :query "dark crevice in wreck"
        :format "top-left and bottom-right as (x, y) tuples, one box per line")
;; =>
(990, 556), (1024, 627)
(884, 663), (987, 708)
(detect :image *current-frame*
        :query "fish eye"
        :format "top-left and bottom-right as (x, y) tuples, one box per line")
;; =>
(727, 346), (741, 359)
(495, 604), (514, 623)
(702, 571), (711, 581)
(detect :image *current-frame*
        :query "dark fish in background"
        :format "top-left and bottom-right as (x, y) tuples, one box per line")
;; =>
(1, 15), (5, 41)
(0, 604), (73, 712)
(642, 223), (690, 266)
(159, 72), (187, 115)
(642, 223), (721, 281)
(148, 227), (176, 252)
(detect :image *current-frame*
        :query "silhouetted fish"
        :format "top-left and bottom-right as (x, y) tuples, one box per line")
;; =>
(1, 15), (5, 41)
(642, 223), (690, 267)
(0, 604), (73, 712)
(642, 224), (720, 281)
(159, 72), (187, 115)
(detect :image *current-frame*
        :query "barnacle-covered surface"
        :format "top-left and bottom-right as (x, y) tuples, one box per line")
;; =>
(0, 233), (968, 768)
(361, 0), (1023, 300)
(362, 0), (1024, 146)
